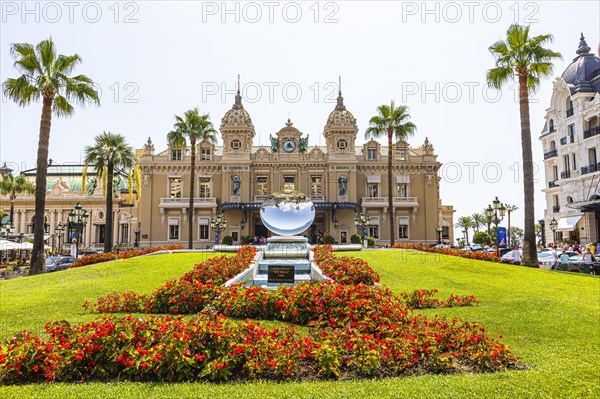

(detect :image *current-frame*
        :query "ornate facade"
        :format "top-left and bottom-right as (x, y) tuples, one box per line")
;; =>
(138, 86), (455, 247)
(541, 34), (600, 244)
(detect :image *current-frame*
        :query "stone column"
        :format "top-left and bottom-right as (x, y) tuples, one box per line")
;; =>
(86, 210), (93, 246)
(20, 211), (27, 234)
(49, 209), (56, 234)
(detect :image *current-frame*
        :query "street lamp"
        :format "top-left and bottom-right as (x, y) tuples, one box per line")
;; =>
(436, 226), (443, 244)
(486, 197), (506, 243)
(210, 214), (227, 245)
(134, 228), (141, 248)
(55, 222), (65, 254)
(68, 203), (89, 258)
(354, 211), (371, 248)
(549, 217), (558, 244)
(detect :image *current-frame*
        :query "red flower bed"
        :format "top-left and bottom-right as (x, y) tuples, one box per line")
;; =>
(83, 246), (257, 314)
(0, 245), (523, 384)
(70, 245), (185, 268)
(0, 312), (520, 383)
(398, 289), (480, 309)
(391, 243), (500, 263)
(313, 245), (380, 285)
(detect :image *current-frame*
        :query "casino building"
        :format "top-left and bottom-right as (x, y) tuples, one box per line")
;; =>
(137, 86), (455, 247)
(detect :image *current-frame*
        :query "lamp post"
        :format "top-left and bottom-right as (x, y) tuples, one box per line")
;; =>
(133, 228), (141, 248)
(55, 222), (65, 255)
(68, 203), (89, 258)
(549, 217), (558, 245)
(436, 226), (443, 244)
(18, 232), (24, 261)
(354, 211), (370, 248)
(210, 214), (227, 246)
(486, 197), (506, 240)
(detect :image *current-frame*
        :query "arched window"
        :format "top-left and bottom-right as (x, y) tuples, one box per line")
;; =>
(549, 119), (555, 132)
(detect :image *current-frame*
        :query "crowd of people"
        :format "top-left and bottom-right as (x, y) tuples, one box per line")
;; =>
(544, 242), (598, 271)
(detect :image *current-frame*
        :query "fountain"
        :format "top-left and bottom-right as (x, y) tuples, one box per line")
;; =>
(224, 189), (330, 288)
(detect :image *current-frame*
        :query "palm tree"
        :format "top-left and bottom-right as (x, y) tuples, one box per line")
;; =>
(456, 216), (473, 245)
(487, 24), (561, 267)
(167, 108), (217, 249)
(504, 204), (519, 246)
(0, 173), (35, 225)
(84, 133), (135, 253)
(471, 212), (486, 233)
(3, 38), (99, 275)
(366, 101), (416, 246)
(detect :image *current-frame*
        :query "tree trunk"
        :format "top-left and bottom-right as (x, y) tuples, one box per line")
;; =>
(9, 195), (15, 226)
(104, 163), (114, 253)
(388, 130), (395, 246)
(507, 212), (511, 247)
(518, 74), (538, 267)
(29, 96), (53, 275)
(188, 138), (196, 250)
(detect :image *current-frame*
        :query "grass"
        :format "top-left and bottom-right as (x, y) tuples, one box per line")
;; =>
(1, 249), (599, 398)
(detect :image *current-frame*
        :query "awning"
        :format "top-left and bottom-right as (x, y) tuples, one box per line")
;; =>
(366, 175), (381, 183)
(556, 215), (582, 232)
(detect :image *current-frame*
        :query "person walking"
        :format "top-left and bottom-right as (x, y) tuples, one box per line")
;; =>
(511, 246), (521, 266)
(551, 245), (559, 270)
(582, 247), (594, 273)
(559, 249), (570, 271)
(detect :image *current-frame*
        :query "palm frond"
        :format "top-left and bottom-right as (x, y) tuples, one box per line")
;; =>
(2, 76), (40, 106)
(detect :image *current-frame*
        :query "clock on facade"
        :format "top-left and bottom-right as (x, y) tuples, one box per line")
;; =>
(282, 138), (296, 153)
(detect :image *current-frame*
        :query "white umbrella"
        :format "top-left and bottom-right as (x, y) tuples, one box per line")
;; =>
(0, 240), (20, 251)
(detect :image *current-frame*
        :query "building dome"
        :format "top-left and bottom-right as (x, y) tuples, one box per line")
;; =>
(561, 33), (600, 93)
(326, 90), (357, 129)
(221, 88), (253, 128)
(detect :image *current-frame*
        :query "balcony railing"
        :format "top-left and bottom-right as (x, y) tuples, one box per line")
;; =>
(583, 126), (600, 139)
(362, 196), (419, 207)
(159, 197), (217, 207)
(566, 108), (574, 117)
(560, 170), (571, 179)
(544, 149), (558, 159)
(552, 205), (561, 213)
(549, 127), (556, 133)
(548, 181), (558, 188)
(580, 163), (600, 175)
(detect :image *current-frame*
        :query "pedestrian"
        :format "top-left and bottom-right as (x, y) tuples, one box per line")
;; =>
(589, 242), (596, 256)
(551, 245), (559, 269)
(511, 246), (521, 265)
(559, 249), (569, 271)
(582, 247), (594, 273)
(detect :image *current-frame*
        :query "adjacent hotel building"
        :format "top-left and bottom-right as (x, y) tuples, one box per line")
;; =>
(541, 35), (600, 244)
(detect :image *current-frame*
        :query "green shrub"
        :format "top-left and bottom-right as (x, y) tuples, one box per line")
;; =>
(240, 235), (251, 245)
(324, 235), (337, 245)
(222, 236), (234, 245)
(473, 232), (492, 246)
(367, 237), (376, 247)
(350, 234), (362, 244)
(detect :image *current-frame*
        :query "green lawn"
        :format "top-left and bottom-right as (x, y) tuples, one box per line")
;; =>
(1, 249), (599, 398)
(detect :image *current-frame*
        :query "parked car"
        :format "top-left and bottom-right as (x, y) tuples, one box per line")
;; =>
(46, 256), (76, 272)
(539, 251), (578, 270)
(567, 254), (600, 272)
(500, 250), (521, 264)
(78, 250), (99, 258)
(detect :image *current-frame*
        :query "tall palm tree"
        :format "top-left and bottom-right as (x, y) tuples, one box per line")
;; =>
(487, 24), (561, 267)
(456, 216), (473, 245)
(0, 173), (35, 225)
(3, 38), (99, 274)
(366, 101), (416, 246)
(504, 204), (519, 246)
(471, 212), (486, 233)
(84, 133), (135, 253)
(167, 108), (217, 249)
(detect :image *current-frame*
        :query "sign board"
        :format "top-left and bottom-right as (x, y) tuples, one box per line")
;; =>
(267, 265), (295, 284)
(497, 227), (507, 248)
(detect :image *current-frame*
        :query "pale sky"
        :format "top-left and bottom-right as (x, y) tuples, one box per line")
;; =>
(1, 1), (598, 240)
